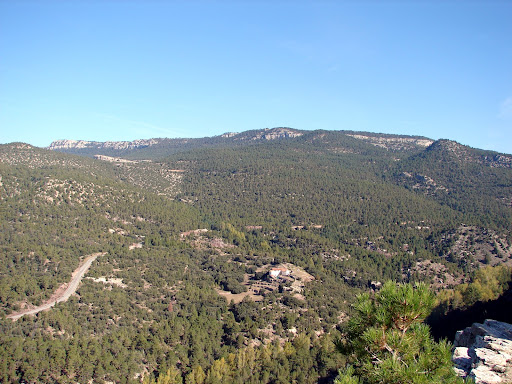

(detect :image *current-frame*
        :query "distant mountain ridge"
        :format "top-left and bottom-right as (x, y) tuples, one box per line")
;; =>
(47, 127), (304, 151)
(47, 127), (438, 159)
(48, 138), (160, 151)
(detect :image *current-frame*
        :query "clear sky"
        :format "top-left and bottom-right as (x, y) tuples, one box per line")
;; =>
(1, 1), (511, 154)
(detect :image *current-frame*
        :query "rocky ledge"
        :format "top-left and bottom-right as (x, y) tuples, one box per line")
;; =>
(48, 138), (159, 151)
(346, 133), (434, 150)
(453, 319), (512, 384)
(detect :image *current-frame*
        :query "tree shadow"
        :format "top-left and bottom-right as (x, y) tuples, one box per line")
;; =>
(426, 283), (512, 342)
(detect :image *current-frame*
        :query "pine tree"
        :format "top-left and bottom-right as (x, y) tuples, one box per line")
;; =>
(335, 281), (464, 384)
(185, 365), (206, 384)
(157, 367), (183, 384)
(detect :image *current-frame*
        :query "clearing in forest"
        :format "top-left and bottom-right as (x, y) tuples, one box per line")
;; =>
(216, 263), (314, 304)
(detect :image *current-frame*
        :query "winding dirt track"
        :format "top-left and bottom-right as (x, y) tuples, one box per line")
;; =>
(7, 252), (105, 320)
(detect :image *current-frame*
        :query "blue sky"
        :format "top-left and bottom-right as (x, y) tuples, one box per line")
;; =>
(1, 1), (511, 154)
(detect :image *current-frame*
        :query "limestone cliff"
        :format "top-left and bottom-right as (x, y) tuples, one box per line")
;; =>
(48, 138), (159, 151)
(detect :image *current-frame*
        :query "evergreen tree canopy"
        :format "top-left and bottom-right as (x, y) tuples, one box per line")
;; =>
(335, 282), (464, 384)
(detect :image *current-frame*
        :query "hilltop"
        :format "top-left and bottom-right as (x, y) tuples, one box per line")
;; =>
(1, 127), (511, 383)
(47, 127), (434, 159)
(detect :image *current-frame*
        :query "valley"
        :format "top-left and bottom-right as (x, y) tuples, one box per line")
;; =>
(0, 128), (511, 383)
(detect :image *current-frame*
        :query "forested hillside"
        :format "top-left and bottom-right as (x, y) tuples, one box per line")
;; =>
(1, 128), (511, 383)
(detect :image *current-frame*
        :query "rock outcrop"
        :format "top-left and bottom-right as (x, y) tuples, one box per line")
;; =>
(258, 127), (303, 140)
(230, 127), (303, 141)
(453, 319), (512, 384)
(346, 133), (434, 150)
(48, 138), (159, 151)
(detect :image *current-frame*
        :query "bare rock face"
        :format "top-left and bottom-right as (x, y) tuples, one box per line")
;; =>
(346, 133), (434, 150)
(223, 127), (303, 142)
(48, 138), (159, 151)
(255, 127), (303, 141)
(453, 319), (512, 384)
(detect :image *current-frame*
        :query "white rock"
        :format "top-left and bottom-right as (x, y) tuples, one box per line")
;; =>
(453, 320), (512, 384)
(452, 346), (472, 369)
(474, 347), (509, 370)
(470, 365), (503, 384)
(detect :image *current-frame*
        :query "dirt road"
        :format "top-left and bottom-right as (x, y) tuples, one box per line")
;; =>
(7, 252), (105, 320)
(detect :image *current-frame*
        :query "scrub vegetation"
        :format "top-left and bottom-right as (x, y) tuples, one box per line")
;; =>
(1, 128), (511, 383)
